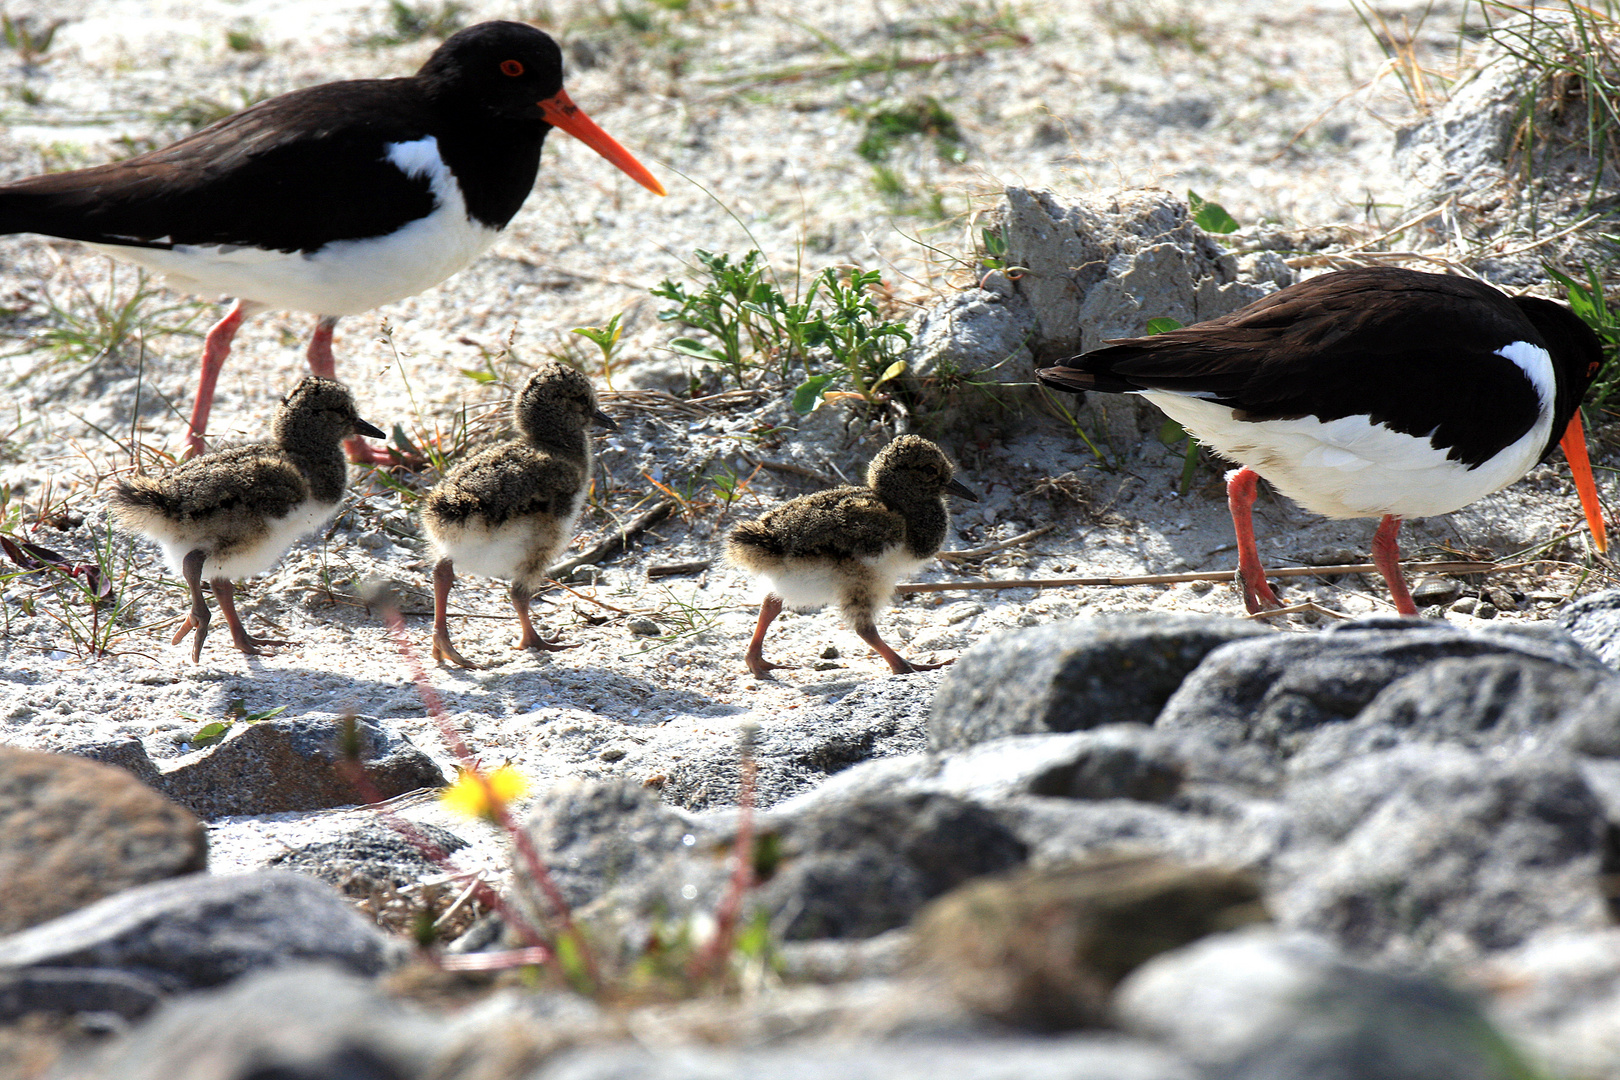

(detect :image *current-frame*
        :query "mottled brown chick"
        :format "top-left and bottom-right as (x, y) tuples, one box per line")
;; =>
(108, 376), (385, 661)
(726, 434), (977, 678)
(419, 362), (616, 668)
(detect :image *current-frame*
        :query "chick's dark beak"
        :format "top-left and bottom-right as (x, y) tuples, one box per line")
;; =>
(353, 418), (387, 440)
(945, 477), (979, 502)
(591, 407), (619, 432)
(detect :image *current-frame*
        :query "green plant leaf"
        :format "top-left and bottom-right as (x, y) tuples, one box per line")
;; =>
(191, 721), (231, 748)
(669, 338), (727, 363)
(1146, 317), (1184, 335)
(1187, 191), (1239, 234)
(792, 373), (838, 414)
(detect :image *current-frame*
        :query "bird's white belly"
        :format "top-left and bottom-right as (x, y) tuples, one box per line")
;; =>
(85, 136), (500, 316)
(1141, 390), (1552, 520)
(760, 544), (929, 611)
(149, 499), (338, 580)
(429, 488), (587, 582)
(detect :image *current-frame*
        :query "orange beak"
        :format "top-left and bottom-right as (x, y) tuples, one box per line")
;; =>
(538, 88), (666, 196)
(1561, 409), (1608, 553)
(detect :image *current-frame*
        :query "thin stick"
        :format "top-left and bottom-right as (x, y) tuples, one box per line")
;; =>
(937, 524), (1058, 563)
(893, 559), (1499, 594)
(738, 450), (834, 486)
(1248, 601), (1354, 621)
(546, 499), (677, 579)
(647, 560), (713, 579)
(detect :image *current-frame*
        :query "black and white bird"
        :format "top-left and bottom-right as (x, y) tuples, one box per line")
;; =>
(419, 362), (615, 669)
(1036, 267), (1608, 615)
(0, 21), (663, 460)
(109, 376), (386, 661)
(726, 434), (978, 678)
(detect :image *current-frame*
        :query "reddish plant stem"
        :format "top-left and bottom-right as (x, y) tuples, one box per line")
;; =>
(377, 602), (600, 989)
(688, 729), (758, 984)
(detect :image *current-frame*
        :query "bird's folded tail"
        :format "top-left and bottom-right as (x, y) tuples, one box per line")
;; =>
(726, 519), (784, 559)
(1036, 361), (1148, 395)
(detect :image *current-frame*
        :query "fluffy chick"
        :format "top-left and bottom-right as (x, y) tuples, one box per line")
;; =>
(419, 362), (616, 668)
(726, 434), (977, 678)
(109, 376), (385, 661)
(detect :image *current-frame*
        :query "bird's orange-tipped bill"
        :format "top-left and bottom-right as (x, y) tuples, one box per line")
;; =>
(538, 89), (666, 196)
(1561, 409), (1608, 553)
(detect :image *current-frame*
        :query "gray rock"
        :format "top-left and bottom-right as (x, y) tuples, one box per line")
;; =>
(1157, 619), (1607, 754)
(997, 186), (1282, 357)
(0, 966), (164, 1023)
(998, 790), (1289, 874)
(0, 870), (403, 991)
(1115, 928), (1349, 1064)
(526, 781), (1027, 949)
(755, 790), (1029, 940)
(901, 278), (1036, 381)
(1395, 53), (1522, 208)
(1395, 43), (1614, 281)
(57, 737), (163, 788)
(1118, 927), (1536, 1080)
(74, 963), (445, 1080)
(1273, 746), (1608, 961)
(157, 715), (448, 818)
(1290, 654), (1614, 773)
(1559, 588), (1620, 669)
(931, 614), (1273, 749)
(264, 819), (470, 896)
(1481, 928), (1620, 1080)
(656, 673), (935, 811)
(535, 1037), (1198, 1080)
(0, 747), (207, 935)
(524, 778), (702, 912)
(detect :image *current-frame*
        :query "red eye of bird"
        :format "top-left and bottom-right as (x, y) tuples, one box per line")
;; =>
(500, 59), (524, 76)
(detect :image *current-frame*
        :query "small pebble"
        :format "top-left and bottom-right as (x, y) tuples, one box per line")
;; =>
(627, 617), (661, 636)
(820, 645), (840, 659)
(946, 603), (985, 625)
(813, 660), (845, 671)
(599, 746), (627, 762)
(1450, 596), (1478, 615)
(1410, 575), (1461, 607)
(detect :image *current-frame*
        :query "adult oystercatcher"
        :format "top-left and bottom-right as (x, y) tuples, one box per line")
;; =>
(109, 376), (386, 661)
(1036, 266), (1609, 615)
(0, 20), (664, 458)
(419, 361), (616, 668)
(726, 434), (978, 678)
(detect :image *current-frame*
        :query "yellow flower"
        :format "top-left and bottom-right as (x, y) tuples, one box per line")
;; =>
(440, 765), (529, 822)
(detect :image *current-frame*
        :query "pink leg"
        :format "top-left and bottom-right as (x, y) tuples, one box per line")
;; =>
(431, 558), (482, 669)
(512, 583), (578, 652)
(1227, 468), (1282, 613)
(213, 578), (292, 656)
(744, 595), (792, 679)
(184, 300), (251, 459)
(308, 314), (403, 466)
(305, 316), (338, 378)
(855, 620), (951, 675)
(1371, 514), (1418, 616)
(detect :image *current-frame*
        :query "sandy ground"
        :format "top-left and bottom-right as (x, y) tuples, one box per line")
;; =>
(0, 0), (1613, 871)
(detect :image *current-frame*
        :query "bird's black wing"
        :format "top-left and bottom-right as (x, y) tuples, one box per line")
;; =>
(1038, 269), (1547, 469)
(0, 81), (442, 253)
